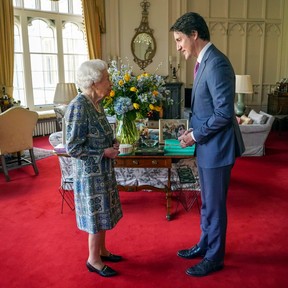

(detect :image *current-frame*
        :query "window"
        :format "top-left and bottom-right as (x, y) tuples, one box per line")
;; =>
(29, 18), (58, 106)
(13, 0), (88, 110)
(62, 22), (88, 83)
(13, 20), (25, 105)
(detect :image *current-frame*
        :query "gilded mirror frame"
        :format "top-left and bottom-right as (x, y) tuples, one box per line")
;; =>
(131, 0), (156, 70)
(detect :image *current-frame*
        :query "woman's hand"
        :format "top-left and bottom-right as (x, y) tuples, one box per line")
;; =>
(104, 147), (120, 159)
(113, 139), (120, 150)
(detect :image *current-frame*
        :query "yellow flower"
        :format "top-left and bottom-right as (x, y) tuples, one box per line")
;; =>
(104, 59), (173, 119)
(149, 104), (155, 110)
(130, 87), (137, 92)
(124, 73), (130, 82)
(155, 105), (162, 112)
(133, 103), (140, 110)
(110, 90), (115, 97)
(137, 73), (149, 79)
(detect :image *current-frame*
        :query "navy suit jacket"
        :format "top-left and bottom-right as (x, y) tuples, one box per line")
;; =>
(190, 44), (245, 168)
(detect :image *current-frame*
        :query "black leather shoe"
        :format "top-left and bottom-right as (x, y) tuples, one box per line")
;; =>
(186, 258), (224, 277)
(86, 262), (117, 277)
(100, 253), (122, 262)
(177, 245), (205, 259)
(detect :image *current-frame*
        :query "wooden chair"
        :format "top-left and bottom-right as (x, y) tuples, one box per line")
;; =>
(0, 107), (39, 181)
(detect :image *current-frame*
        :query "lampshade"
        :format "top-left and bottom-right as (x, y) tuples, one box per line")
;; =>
(235, 75), (253, 94)
(53, 83), (77, 105)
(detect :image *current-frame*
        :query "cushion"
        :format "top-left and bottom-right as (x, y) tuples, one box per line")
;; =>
(36, 109), (56, 119)
(248, 109), (268, 124)
(240, 115), (253, 125)
(54, 105), (68, 118)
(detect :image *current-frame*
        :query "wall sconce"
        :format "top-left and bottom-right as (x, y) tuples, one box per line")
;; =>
(235, 75), (253, 116)
(53, 83), (78, 105)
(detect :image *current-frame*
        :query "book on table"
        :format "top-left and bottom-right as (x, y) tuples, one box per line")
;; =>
(164, 139), (195, 155)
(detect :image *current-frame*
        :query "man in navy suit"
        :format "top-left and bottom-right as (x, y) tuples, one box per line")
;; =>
(170, 12), (245, 277)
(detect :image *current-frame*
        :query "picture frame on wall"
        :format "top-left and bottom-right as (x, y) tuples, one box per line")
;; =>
(159, 119), (189, 144)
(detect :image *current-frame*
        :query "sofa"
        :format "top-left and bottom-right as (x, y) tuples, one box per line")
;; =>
(238, 110), (275, 156)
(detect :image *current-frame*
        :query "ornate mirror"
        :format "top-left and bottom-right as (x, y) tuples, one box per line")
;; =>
(131, 0), (156, 70)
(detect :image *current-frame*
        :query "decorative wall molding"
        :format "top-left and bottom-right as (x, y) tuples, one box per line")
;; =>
(227, 23), (245, 36)
(183, 0), (287, 111)
(210, 22), (227, 35)
(266, 23), (281, 36)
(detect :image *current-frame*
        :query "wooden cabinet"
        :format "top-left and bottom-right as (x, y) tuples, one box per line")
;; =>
(268, 92), (288, 115)
(164, 82), (183, 119)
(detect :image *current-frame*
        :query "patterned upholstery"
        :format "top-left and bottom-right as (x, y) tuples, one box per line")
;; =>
(49, 132), (74, 212)
(54, 105), (68, 131)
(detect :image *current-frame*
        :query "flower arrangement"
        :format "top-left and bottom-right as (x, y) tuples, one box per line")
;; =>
(103, 59), (173, 121)
(0, 87), (20, 112)
(103, 59), (173, 145)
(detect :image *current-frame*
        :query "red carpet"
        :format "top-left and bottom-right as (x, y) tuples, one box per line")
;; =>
(0, 131), (288, 288)
(33, 135), (53, 150)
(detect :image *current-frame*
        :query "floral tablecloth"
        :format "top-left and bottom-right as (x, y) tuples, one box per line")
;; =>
(49, 131), (200, 191)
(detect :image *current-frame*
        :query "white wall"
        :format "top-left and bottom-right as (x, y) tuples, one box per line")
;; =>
(103, 0), (288, 111)
(104, 0), (169, 76)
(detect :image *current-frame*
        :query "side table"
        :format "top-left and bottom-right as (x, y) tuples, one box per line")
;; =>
(114, 154), (194, 220)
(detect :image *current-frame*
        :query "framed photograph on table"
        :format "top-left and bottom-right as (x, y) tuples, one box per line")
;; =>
(110, 122), (116, 139)
(159, 119), (188, 144)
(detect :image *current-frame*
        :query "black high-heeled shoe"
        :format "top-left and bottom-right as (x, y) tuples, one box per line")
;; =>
(86, 261), (117, 277)
(100, 253), (123, 262)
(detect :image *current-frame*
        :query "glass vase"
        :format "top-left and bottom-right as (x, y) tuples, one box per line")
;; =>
(116, 114), (139, 145)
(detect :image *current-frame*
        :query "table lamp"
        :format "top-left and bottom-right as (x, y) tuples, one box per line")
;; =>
(53, 83), (77, 105)
(235, 75), (253, 116)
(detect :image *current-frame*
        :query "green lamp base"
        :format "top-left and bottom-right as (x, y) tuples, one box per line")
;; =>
(235, 93), (245, 116)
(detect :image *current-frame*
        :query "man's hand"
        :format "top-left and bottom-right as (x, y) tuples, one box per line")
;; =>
(178, 129), (195, 148)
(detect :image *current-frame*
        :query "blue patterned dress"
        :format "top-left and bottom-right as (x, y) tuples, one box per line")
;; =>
(65, 94), (123, 234)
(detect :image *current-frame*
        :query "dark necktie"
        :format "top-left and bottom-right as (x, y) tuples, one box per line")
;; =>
(194, 61), (200, 79)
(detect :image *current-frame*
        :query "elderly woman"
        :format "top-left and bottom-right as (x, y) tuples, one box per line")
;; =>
(65, 59), (123, 277)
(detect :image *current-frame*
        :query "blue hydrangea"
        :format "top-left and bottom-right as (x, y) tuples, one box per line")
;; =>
(114, 96), (134, 115)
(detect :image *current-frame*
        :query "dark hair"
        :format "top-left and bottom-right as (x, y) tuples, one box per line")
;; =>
(170, 12), (210, 41)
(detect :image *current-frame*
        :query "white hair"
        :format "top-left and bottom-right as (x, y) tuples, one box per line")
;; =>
(76, 59), (108, 90)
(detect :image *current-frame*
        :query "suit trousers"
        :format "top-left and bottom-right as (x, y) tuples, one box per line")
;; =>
(197, 164), (233, 262)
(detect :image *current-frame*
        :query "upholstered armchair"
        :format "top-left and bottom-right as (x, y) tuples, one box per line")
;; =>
(0, 107), (39, 181)
(54, 105), (68, 131)
(239, 110), (275, 156)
